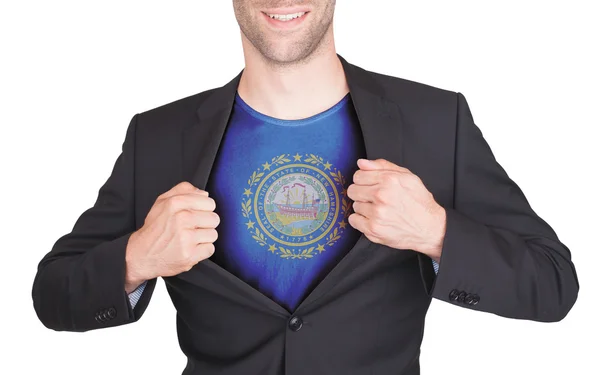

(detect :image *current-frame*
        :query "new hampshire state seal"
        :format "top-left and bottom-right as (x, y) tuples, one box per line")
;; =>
(241, 153), (352, 259)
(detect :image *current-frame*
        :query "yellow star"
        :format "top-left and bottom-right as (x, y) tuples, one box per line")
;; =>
(246, 220), (255, 229)
(268, 244), (277, 253)
(317, 244), (326, 252)
(339, 220), (347, 229)
(243, 188), (252, 197)
(262, 162), (271, 170)
(293, 153), (302, 161)
(324, 161), (332, 170)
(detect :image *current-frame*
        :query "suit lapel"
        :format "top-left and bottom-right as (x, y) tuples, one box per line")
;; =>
(339, 55), (405, 167)
(180, 55), (407, 314)
(182, 72), (241, 191)
(181, 71), (290, 315)
(295, 56), (407, 311)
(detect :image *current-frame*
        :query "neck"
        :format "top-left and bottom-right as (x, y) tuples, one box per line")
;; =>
(237, 33), (349, 120)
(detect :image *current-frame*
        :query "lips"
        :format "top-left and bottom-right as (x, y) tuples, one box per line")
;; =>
(261, 10), (309, 28)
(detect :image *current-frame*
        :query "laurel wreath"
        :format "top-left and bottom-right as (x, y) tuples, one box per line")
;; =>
(242, 153), (351, 259)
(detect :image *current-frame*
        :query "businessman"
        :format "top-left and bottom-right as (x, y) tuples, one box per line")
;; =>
(32, 1), (579, 374)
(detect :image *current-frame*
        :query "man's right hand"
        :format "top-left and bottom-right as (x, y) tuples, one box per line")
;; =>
(124, 181), (219, 293)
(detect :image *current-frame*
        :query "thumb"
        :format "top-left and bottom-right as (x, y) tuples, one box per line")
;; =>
(357, 158), (406, 172)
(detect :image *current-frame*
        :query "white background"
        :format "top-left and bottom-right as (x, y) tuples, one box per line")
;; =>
(2, 1), (598, 374)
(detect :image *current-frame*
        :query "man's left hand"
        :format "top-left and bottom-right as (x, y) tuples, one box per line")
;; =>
(347, 159), (446, 262)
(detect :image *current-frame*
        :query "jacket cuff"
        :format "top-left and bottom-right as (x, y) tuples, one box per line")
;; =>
(71, 233), (134, 331)
(418, 208), (483, 307)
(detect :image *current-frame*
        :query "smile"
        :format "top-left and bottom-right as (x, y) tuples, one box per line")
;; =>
(264, 11), (307, 22)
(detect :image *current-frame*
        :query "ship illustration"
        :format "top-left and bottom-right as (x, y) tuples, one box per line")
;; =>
(275, 183), (320, 219)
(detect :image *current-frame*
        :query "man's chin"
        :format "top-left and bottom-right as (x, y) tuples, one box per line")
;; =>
(259, 47), (316, 66)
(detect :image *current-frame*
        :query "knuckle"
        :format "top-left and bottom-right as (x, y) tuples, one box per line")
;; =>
(366, 221), (378, 236)
(373, 204), (386, 218)
(179, 244), (192, 261)
(185, 247), (197, 262)
(178, 229), (192, 246)
(371, 224), (384, 238)
(167, 195), (185, 211)
(368, 235), (382, 244)
(180, 263), (190, 273)
(373, 188), (387, 202)
(414, 175), (423, 185)
(174, 209), (192, 226)
(178, 181), (194, 190)
(182, 258), (195, 272)
(404, 174), (421, 187)
(382, 173), (397, 185)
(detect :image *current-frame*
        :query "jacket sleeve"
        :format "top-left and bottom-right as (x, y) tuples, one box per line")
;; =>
(422, 93), (579, 322)
(32, 114), (156, 332)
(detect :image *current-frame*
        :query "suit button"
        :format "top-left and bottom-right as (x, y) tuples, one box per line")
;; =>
(458, 291), (467, 303)
(449, 289), (459, 301)
(107, 307), (116, 319)
(288, 316), (303, 332)
(472, 294), (480, 305)
(95, 312), (105, 322)
(465, 294), (474, 305)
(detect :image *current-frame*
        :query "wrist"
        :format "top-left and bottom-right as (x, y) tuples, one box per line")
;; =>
(418, 206), (446, 262)
(125, 231), (150, 294)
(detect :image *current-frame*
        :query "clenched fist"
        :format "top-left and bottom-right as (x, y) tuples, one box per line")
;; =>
(347, 159), (446, 262)
(124, 181), (220, 293)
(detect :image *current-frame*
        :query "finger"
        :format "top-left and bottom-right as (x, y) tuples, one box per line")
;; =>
(161, 190), (211, 206)
(175, 210), (220, 229)
(346, 184), (375, 203)
(357, 158), (409, 173)
(191, 211), (220, 229)
(189, 227), (219, 243)
(347, 212), (369, 233)
(353, 170), (386, 186)
(159, 181), (208, 201)
(166, 194), (217, 213)
(190, 243), (216, 263)
(352, 201), (375, 219)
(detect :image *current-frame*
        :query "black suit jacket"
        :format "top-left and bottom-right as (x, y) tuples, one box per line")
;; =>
(32, 55), (579, 375)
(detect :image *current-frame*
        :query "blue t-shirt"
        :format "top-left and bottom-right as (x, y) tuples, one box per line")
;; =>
(206, 92), (366, 312)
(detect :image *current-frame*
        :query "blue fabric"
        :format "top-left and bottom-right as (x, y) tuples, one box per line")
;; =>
(205, 92), (365, 312)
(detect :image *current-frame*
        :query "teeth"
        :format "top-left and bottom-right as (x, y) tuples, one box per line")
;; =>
(266, 12), (306, 21)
